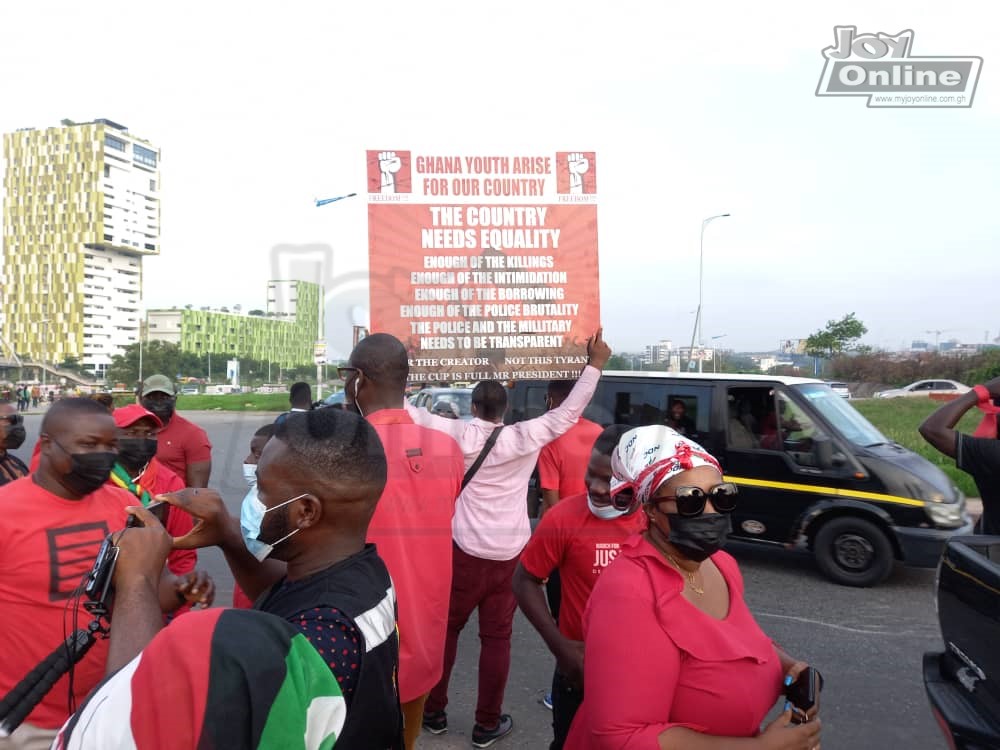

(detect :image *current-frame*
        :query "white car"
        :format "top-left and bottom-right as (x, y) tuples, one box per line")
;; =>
(825, 381), (851, 399)
(874, 379), (970, 399)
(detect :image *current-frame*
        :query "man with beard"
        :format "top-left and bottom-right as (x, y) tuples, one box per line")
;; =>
(139, 374), (212, 487)
(0, 400), (29, 485)
(154, 408), (404, 748)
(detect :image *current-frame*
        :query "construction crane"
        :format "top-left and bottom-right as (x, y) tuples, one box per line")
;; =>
(925, 329), (953, 351)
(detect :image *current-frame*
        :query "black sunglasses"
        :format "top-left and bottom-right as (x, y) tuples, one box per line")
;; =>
(337, 366), (359, 381)
(0, 414), (23, 426)
(655, 482), (739, 517)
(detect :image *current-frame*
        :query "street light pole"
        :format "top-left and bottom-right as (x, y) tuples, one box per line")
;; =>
(691, 214), (730, 372)
(314, 191), (358, 401)
(710, 334), (727, 373)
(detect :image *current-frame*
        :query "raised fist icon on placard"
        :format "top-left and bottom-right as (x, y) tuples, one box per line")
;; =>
(378, 151), (402, 194)
(567, 152), (589, 194)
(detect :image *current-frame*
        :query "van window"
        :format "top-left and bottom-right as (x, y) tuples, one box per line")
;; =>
(728, 386), (833, 468)
(796, 384), (886, 447)
(585, 381), (712, 437)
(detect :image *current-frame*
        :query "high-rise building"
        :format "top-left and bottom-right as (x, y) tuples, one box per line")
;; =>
(146, 281), (320, 368)
(2, 118), (160, 378)
(644, 338), (673, 364)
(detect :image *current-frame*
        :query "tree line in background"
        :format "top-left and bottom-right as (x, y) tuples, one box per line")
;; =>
(106, 341), (317, 388)
(827, 349), (1000, 388)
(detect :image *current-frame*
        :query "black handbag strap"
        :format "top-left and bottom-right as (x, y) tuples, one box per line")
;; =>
(462, 426), (504, 490)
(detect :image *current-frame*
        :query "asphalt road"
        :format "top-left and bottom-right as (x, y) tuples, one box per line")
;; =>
(16, 409), (948, 749)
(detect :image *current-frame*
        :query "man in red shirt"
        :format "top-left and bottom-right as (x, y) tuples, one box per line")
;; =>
(0, 398), (202, 749)
(536, 379), (603, 639)
(513, 425), (645, 750)
(139, 374), (212, 487)
(537, 380), (603, 517)
(345, 333), (465, 750)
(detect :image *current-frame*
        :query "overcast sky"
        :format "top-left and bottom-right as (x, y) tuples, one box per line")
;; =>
(1, 1), (996, 360)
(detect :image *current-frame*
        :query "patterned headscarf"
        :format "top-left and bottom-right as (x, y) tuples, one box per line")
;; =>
(611, 425), (723, 505)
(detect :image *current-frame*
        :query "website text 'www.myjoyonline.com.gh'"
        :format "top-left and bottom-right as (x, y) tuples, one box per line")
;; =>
(870, 93), (970, 105)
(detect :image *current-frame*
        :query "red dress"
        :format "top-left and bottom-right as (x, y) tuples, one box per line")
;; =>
(565, 536), (784, 749)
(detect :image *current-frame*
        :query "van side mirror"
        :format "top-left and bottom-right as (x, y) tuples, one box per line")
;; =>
(814, 436), (835, 469)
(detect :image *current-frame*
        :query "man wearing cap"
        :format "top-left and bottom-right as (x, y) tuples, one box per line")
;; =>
(140, 374), (213, 487)
(107, 405), (200, 584)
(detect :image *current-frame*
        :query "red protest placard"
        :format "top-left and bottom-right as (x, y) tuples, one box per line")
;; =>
(366, 151), (600, 381)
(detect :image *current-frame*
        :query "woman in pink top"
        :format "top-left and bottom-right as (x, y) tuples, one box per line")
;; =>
(565, 426), (822, 750)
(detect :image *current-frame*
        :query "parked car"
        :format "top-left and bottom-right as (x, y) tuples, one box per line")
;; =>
(410, 387), (474, 420)
(924, 535), (1000, 748)
(874, 379), (970, 399)
(180, 385), (200, 395)
(322, 390), (346, 408)
(506, 372), (973, 586)
(826, 381), (851, 399)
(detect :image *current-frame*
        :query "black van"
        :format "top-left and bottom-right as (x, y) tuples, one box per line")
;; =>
(507, 372), (974, 587)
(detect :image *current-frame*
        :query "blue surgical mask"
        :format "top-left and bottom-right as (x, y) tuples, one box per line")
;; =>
(240, 487), (306, 562)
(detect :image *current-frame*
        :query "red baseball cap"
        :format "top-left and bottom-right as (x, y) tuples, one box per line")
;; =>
(113, 404), (163, 429)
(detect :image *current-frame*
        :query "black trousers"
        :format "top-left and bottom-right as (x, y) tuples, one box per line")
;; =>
(545, 568), (562, 622)
(550, 669), (584, 750)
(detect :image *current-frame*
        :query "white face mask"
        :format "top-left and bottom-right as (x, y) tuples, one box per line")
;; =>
(588, 494), (630, 520)
(242, 463), (258, 487)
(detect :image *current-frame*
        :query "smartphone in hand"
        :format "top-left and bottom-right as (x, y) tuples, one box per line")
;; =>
(785, 667), (822, 723)
(125, 501), (169, 528)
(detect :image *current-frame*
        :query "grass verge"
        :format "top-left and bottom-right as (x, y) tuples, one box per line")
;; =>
(852, 398), (982, 498)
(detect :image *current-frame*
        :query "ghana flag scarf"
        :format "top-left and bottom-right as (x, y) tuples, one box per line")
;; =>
(54, 608), (346, 750)
(109, 463), (156, 507)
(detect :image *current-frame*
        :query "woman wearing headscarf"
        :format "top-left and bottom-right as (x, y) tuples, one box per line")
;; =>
(565, 426), (822, 750)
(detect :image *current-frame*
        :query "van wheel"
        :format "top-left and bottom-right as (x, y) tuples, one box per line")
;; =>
(813, 517), (893, 587)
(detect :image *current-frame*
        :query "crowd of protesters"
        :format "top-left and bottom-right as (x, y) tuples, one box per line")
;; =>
(0, 330), (828, 750)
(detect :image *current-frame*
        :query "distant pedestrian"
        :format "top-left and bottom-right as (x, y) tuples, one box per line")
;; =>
(275, 381), (314, 427)
(31, 385), (40, 408)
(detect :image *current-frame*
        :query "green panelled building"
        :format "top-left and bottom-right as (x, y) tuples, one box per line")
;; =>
(146, 280), (319, 368)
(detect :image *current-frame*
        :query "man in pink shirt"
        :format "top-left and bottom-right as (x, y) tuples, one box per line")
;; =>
(340, 333), (465, 750)
(407, 330), (611, 748)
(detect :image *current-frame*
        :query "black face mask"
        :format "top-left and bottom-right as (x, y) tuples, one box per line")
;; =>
(117, 438), (158, 470)
(54, 441), (117, 497)
(664, 513), (732, 563)
(3, 426), (26, 450)
(144, 400), (175, 423)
